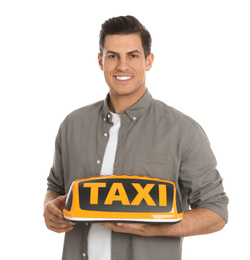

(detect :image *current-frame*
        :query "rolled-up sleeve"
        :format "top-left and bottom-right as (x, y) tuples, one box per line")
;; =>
(47, 125), (65, 195)
(179, 121), (229, 222)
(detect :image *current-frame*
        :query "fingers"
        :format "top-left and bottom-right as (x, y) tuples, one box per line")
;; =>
(98, 222), (132, 232)
(44, 195), (75, 233)
(98, 222), (149, 236)
(52, 195), (67, 213)
(46, 217), (74, 233)
(44, 213), (75, 233)
(97, 223), (122, 233)
(47, 202), (64, 219)
(99, 222), (140, 229)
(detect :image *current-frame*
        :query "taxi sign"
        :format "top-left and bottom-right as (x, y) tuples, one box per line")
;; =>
(63, 175), (183, 223)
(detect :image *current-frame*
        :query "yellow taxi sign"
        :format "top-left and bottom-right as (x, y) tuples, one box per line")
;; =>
(63, 175), (183, 223)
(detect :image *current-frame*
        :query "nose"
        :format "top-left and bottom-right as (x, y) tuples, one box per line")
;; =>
(116, 57), (130, 72)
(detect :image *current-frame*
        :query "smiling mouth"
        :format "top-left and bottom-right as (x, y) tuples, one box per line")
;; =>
(114, 75), (133, 82)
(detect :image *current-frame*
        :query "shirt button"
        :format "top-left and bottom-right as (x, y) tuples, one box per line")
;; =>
(104, 133), (108, 137)
(107, 114), (111, 118)
(97, 160), (101, 164)
(82, 252), (87, 257)
(133, 116), (137, 121)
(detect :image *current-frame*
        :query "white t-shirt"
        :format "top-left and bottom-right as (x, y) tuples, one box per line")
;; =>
(87, 112), (121, 260)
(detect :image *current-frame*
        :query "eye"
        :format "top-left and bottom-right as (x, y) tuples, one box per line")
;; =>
(108, 54), (116, 59)
(130, 54), (137, 58)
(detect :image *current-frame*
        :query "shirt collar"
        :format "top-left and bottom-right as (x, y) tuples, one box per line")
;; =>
(102, 89), (152, 123)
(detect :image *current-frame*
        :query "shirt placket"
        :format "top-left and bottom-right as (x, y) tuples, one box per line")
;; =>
(95, 113), (113, 174)
(112, 113), (132, 175)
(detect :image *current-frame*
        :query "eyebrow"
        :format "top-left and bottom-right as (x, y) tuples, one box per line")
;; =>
(106, 50), (142, 55)
(127, 50), (142, 55)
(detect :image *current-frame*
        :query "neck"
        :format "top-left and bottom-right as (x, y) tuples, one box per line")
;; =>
(108, 87), (146, 114)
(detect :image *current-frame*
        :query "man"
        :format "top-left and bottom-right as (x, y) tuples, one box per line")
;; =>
(44, 15), (228, 260)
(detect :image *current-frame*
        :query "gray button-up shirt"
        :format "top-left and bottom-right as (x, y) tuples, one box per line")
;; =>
(47, 89), (228, 260)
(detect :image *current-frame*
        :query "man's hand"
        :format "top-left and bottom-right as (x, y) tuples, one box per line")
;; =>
(99, 208), (226, 237)
(99, 222), (158, 237)
(43, 192), (75, 233)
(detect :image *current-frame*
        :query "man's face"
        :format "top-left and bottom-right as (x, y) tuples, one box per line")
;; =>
(98, 34), (154, 97)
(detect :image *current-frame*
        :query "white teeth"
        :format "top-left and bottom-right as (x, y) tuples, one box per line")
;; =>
(116, 76), (132, 80)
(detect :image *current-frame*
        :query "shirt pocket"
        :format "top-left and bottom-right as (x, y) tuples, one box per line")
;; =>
(133, 153), (178, 182)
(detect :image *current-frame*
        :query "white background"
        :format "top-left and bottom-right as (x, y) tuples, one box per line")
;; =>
(1, 0), (249, 259)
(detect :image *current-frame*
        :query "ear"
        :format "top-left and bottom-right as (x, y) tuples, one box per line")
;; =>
(98, 53), (104, 71)
(145, 53), (154, 72)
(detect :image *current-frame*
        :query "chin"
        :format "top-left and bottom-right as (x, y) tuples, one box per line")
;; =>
(110, 84), (145, 97)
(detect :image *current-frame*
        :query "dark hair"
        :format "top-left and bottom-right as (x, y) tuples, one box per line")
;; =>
(99, 15), (152, 58)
